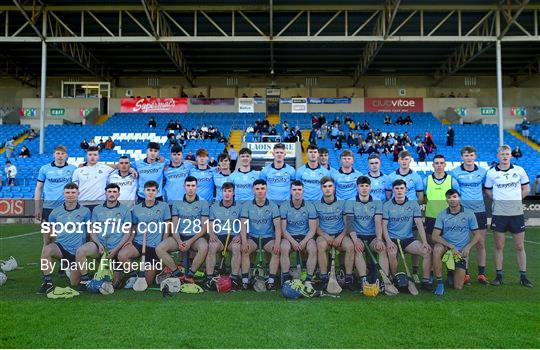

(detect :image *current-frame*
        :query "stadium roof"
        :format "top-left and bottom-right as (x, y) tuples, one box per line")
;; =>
(1, 0), (539, 86)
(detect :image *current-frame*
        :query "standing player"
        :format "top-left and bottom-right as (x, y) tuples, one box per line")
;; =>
(260, 143), (296, 205)
(318, 148), (333, 171)
(38, 183), (91, 293)
(385, 150), (424, 281)
(450, 146), (489, 284)
(118, 181), (171, 287)
(239, 179), (281, 290)
(72, 146), (115, 211)
(213, 153), (232, 202)
(206, 182), (243, 289)
(485, 145), (532, 288)
(34, 145), (77, 224)
(163, 145), (194, 204)
(331, 150), (362, 201)
(423, 155), (460, 239)
(295, 145), (331, 201)
(365, 154), (388, 203)
(108, 156), (138, 209)
(385, 150), (424, 202)
(383, 179), (432, 291)
(189, 149), (215, 202)
(345, 176), (388, 290)
(432, 189), (480, 295)
(76, 183), (132, 289)
(133, 142), (167, 202)
(314, 177), (354, 289)
(156, 176), (209, 284)
(279, 180), (318, 289)
(229, 148), (260, 202)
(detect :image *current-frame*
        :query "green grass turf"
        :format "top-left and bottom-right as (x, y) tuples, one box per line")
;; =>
(0, 224), (539, 348)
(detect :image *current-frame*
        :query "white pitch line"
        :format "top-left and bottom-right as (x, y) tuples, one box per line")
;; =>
(0, 231), (40, 240)
(487, 232), (540, 245)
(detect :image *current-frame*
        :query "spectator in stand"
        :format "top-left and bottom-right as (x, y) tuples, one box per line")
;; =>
(98, 138), (106, 151)
(189, 128), (198, 140)
(448, 91), (456, 97)
(208, 157), (218, 167)
(148, 117), (157, 128)
(27, 129), (37, 140)
(209, 124), (218, 141)
(446, 126), (455, 147)
(198, 91), (206, 98)
(344, 114), (352, 125)
(186, 151), (196, 161)
(357, 141), (367, 156)
(457, 92), (463, 98)
(105, 137), (115, 150)
(282, 128), (291, 142)
(282, 120), (289, 130)
(330, 124), (340, 141)
(311, 115), (319, 128)
(396, 116), (404, 125)
(254, 92), (261, 98)
(89, 138), (97, 147)
(360, 120), (370, 131)
(334, 138), (342, 151)
(309, 128), (318, 146)
(413, 134), (422, 146)
(532, 175), (540, 196)
(417, 142), (427, 161)
(241, 93), (248, 98)
(5, 137), (15, 159)
(346, 132), (356, 148)
(80, 139), (89, 150)
(166, 120), (175, 132)
(392, 141), (403, 162)
(228, 145), (238, 169)
(318, 114), (326, 129)
(19, 146), (31, 158)
(218, 132), (227, 144)
(246, 124), (254, 134)
(4, 160), (17, 186)
(365, 141), (378, 155)
(424, 131), (436, 154)
(404, 115), (413, 125)
(175, 120), (182, 131)
(384, 115), (392, 125)
(512, 145), (523, 160)
(381, 141), (391, 156)
(439, 92), (445, 98)
(168, 134), (178, 148)
(521, 117), (531, 138)
(200, 123), (209, 139)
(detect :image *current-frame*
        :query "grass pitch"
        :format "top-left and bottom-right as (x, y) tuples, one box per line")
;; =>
(0, 224), (539, 348)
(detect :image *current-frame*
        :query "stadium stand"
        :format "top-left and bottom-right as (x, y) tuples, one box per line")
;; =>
(0, 124), (30, 148)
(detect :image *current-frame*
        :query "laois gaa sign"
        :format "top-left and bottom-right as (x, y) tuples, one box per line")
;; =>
(364, 98), (424, 112)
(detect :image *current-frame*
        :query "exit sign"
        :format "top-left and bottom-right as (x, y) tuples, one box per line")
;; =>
(480, 107), (496, 116)
(50, 108), (65, 116)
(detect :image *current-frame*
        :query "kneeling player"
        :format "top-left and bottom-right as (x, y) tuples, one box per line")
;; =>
(314, 177), (354, 290)
(383, 179), (432, 291)
(118, 181), (171, 287)
(156, 176), (209, 284)
(76, 183), (132, 289)
(432, 190), (480, 295)
(240, 179), (281, 290)
(39, 183), (91, 294)
(206, 182), (242, 289)
(345, 176), (388, 290)
(279, 180), (318, 289)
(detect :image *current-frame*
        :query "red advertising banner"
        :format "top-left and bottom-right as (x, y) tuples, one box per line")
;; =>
(0, 199), (25, 216)
(120, 98), (188, 113)
(364, 97), (424, 112)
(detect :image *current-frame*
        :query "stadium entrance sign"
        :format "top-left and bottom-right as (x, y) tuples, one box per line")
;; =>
(364, 98), (424, 112)
(120, 98), (188, 113)
(247, 143), (296, 159)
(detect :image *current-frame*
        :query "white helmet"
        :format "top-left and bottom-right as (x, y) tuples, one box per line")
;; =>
(160, 278), (181, 293)
(0, 272), (7, 286)
(0, 257), (17, 272)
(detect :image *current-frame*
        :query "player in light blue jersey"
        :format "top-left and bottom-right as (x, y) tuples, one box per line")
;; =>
(38, 183), (91, 294)
(239, 179), (281, 291)
(279, 180), (318, 290)
(318, 148), (334, 172)
(295, 144), (331, 201)
(189, 149), (215, 202)
(450, 146), (489, 285)
(118, 180), (172, 288)
(133, 142), (167, 202)
(345, 176), (389, 290)
(385, 150), (424, 202)
(156, 176), (209, 284)
(366, 153), (388, 202)
(34, 145), (77, 222)
(330, 149), (362, 200)
(213, 153), (232, 202)
(163, 145), (194, 203)
(314, 176), (354, 289)
(260, 143), (296, 204)
(206, 182), (243, 290)
(76, 183), (132, 289)
(383, 179), (432, 291)
(432, 189), (480, 295)
(229, 147), (260, 202)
